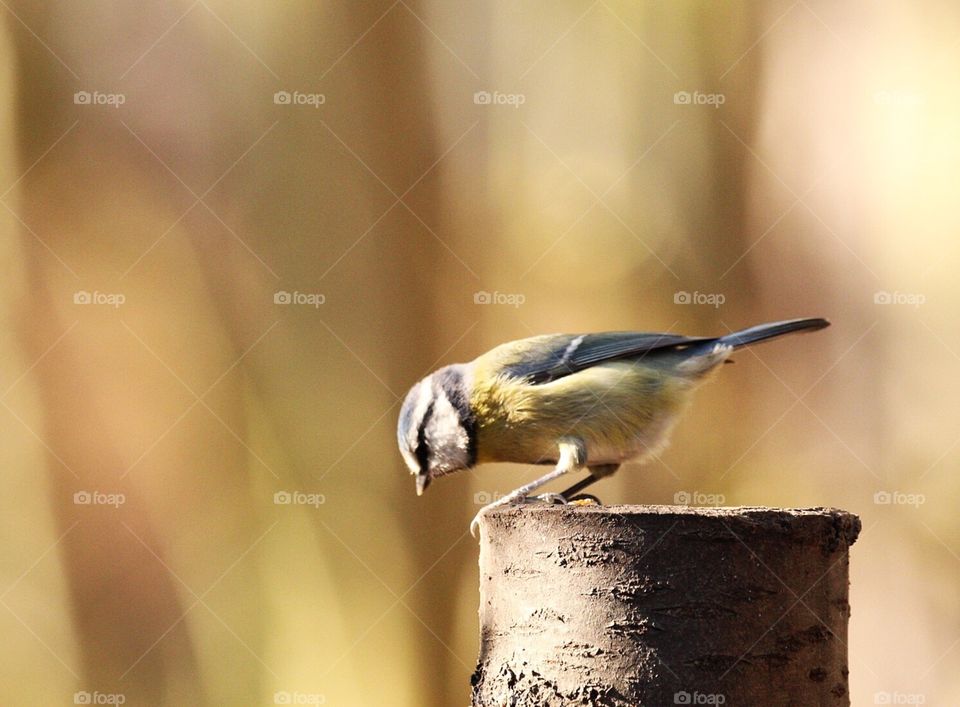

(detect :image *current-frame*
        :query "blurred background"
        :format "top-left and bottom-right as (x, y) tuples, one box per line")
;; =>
(0, 1), (957, 705)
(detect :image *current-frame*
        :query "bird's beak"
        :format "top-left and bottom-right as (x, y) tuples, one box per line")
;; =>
(416, 473), (430, 496)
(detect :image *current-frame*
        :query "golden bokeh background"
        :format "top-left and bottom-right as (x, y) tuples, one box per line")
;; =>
(1, 1), (958, 705)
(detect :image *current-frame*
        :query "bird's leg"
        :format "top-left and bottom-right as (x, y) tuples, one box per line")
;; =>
(470, 439), (585, 537)
(558, 463), (620, 502)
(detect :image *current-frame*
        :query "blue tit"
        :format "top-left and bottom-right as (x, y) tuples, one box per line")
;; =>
(396, 317), (829, 534)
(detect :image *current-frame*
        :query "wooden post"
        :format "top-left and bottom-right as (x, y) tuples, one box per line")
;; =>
(471, 505), (860, 706)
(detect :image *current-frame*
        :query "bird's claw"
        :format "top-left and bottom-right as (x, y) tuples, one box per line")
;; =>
(470, 493), (521, 537)
(535, 492), (568, 505)
(470, 492), (574, 537)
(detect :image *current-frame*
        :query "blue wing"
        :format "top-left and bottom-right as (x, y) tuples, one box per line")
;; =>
(494, 318), (828, 384)
(498, 331), (711, 384)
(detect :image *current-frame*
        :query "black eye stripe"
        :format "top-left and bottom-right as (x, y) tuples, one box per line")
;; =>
(414, 401), (434, 473)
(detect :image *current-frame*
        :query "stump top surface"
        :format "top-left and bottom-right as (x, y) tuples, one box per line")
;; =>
(481, 504), (861, 546)
(487, 503), (854, 518)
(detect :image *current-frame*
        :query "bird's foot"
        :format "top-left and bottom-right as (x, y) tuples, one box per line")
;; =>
(470, 490), (525, 537)
(534, 492), (568, 505)
(568, 493), (602, 506)
(470, 491), (572, 537)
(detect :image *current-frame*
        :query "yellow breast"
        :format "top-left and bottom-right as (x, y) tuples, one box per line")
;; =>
(470, 361), (696, 466)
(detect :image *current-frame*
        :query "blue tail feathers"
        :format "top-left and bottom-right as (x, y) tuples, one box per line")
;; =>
(718, 318), (830, 349)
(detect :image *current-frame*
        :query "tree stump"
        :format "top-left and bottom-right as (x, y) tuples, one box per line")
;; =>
(471, 505), (860, 706)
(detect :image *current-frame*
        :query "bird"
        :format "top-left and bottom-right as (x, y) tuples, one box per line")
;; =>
(396, 317), (830, 535)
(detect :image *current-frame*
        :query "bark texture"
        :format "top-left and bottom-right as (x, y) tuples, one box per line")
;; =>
(472, 505), (860, 706)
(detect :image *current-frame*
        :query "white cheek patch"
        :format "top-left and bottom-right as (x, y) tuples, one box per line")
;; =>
(426, 389), (468, 475)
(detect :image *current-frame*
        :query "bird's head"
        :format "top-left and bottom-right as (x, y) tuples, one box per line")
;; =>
(397, 364), (476, 495)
